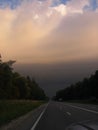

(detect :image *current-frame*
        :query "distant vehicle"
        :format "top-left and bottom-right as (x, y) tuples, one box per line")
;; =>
(66, 119), (98, 130)
(58, 98), (63, 101)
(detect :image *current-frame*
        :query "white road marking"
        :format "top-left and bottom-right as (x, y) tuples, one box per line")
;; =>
(66, 104), (98, 114)
(31, 103), (49, 130)
(66, 112), (71, 116)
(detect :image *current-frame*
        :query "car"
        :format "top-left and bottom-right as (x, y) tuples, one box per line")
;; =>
(66, 119), (98, 130)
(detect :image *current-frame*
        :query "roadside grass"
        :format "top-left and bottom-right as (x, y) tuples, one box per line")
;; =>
(0, 100), (45, 127)
(65, 99), (98, 105)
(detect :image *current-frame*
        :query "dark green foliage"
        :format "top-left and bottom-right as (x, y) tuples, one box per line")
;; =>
(0, 57), (46, 100)
(0, 100), (44, 126)
(55, 70), (98, 101)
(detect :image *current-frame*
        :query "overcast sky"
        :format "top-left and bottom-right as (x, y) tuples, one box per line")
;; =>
(0, 0), (98, 96)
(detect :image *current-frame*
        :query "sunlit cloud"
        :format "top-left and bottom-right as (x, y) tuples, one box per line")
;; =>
(0, 0), (98, 63)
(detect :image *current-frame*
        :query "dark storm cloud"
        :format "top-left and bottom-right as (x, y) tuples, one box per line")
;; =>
(14, 59), (98, 96)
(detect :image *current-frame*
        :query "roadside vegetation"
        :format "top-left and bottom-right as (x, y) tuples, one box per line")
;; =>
(54, 70), (98, 103)
(0, 100), (44, 126)
(0, 55), (46, 100)
(65, 100), (98, 105)
(0, 55), (48, 126)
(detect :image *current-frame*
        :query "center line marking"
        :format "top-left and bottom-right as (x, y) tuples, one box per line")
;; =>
(66, 112), (71, 116)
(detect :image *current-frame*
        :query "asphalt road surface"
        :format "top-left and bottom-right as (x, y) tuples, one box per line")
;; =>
(1, 101), (98, 130)
(32, 101), (98, 130)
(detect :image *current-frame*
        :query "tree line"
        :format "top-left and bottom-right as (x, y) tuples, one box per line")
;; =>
(55, 70), (98, 101)
(0, 56), (46, 100)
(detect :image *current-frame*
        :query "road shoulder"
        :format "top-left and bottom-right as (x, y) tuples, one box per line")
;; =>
(0, 104), (47, 130)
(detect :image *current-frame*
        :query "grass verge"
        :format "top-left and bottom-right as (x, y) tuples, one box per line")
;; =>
(0, 100), (45, 127)
(65, 99), (98, 105)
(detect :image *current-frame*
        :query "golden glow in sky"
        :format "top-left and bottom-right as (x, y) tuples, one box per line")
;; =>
(0, 0), (98, 64)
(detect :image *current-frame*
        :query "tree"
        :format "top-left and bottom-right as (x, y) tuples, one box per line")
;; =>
(0, 56), (46, 100)
(0, 62), (13, 99)
(55, 70), (98, 101)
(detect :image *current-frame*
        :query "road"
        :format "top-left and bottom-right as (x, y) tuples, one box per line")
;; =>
(32, 101), (98, 130)
(1, 101), (98, 130)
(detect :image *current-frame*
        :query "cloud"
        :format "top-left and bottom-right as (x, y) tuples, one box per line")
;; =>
(83, 0), (98, 11)
(37, 11), (98, 63)
(0, 0), (98, 64)
(0, 0), (64, 61)
(66, 0), (89, 14)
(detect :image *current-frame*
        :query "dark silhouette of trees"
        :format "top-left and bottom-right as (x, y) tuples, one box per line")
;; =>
(0, 56), (46, 100)
(55, 70), (98, 101)
(0, 60), (13, 99)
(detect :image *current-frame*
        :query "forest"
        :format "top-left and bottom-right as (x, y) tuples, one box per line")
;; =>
(0, 56), (46, 100)
(55, 70), (98, 101)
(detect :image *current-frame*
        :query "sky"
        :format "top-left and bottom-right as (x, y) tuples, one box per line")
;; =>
(0, 0), (98, 96)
